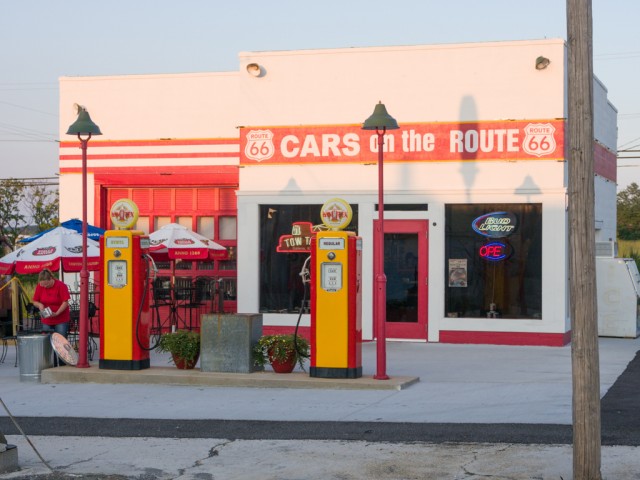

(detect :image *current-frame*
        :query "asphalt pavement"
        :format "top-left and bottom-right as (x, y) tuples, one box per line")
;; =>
(1, 336), (639, 479)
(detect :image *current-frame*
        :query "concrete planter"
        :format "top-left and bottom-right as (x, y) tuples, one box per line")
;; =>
(200, 314), (262, 373)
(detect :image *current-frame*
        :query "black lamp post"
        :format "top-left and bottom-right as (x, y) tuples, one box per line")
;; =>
(362, 102), (399, 380)
(66, 106), (101, 368)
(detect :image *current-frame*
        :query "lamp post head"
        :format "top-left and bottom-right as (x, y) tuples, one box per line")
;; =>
(66, 106), (102, 136)
(362, 102), (399, 131)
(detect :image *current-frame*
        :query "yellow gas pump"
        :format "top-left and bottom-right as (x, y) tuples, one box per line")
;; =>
(99, 201), (152, 370)
(310, 199), (362, 378)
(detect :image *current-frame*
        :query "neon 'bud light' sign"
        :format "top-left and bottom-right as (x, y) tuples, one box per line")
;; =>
(472, 211), (518, 238)
(479, 241), (511, 261)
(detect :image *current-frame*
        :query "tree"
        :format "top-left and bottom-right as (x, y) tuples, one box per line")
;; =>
(0, 179), (59, 253)
(0, 179), (27, 252)
(617, 182), (640, 240)
(24, 184), (59, 232)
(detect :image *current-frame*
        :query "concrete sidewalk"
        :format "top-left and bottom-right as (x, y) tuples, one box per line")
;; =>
(1, 337), (639, 479)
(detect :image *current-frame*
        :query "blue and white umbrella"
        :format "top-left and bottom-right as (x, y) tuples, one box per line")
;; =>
(20, 219), (105, 243)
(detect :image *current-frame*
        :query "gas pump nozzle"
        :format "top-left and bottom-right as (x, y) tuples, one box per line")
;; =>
(144, 254), (158, 280)
(299, 255), (311, 285)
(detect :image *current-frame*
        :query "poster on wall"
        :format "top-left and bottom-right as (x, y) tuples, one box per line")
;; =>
(448, 259), (468, 287)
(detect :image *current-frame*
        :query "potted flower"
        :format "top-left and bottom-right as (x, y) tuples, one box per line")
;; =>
(253, 334), (310, 373)
(157, 329), (201, 369)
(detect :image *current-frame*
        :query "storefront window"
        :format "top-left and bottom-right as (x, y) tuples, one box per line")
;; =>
(197, 216), (214, 239)
(259, 204), (358, 313)
(136, 216), (150, 234)
(176, 216), (192, 229)
(154, 216), (171, 230)
(445, 204), (542, 319)
(219, 216), (237, 240)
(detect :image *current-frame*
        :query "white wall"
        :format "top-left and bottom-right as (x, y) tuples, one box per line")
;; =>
(593, 76), (618, 152)
(59, 72), (242, 140)
(595, 177), (618, 242)
(593, 76), (618, 242)
(237, 39), (566, 126)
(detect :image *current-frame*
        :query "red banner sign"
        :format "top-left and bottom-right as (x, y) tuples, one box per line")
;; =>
(240, 119), (565, 165)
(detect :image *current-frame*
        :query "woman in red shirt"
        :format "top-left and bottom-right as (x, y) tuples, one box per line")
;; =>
(32, 268), (71, 338)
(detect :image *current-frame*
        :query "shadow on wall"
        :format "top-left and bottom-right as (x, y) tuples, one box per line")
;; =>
(458, 95), (479, 203)
(515, 175), (542, 203)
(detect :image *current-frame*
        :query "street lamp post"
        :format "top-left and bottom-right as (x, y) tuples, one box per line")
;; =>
(66, 106), (101, 368)
(362, 102), (399, 380)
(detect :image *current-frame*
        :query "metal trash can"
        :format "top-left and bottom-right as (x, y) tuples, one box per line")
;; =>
(17, 334), (53, 383)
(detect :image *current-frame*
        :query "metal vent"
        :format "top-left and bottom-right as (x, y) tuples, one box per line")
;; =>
(595, 241), (616, 258)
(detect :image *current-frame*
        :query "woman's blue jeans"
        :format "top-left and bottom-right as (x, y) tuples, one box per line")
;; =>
(42, 322), (70, 366)
(42, 322), (69, 338)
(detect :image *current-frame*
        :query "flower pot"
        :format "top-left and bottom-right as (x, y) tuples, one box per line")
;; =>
(268, 350), (297, 373)
(172, 352), (199, 370)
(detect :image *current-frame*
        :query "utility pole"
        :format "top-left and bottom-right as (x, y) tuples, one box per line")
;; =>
(566, 0), (602, 479)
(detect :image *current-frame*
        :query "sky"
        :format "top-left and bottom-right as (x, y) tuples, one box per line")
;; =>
(1, 0), (639, 189)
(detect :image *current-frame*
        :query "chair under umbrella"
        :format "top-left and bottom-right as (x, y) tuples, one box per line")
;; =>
(147, 224), (227, 331)
(0, 226), (101, 275)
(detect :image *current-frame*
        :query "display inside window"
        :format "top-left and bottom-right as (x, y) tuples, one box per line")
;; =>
(259, 204), (358, 313)
(445, 204), (542, 319)
(219, 277), (237, 301)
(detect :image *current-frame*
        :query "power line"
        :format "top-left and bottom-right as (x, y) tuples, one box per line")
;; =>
(0, 176), (59, 184)
(0, 139), (57, 143)
(619, 136), (640, 150)
(594, 51), (640, 60)
(0, 121), (57, 142)
(0, 100), (57, 117)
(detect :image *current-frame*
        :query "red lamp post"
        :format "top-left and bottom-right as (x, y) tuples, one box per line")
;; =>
(66, 106), (101, 368)
(362, 102), (399, 380)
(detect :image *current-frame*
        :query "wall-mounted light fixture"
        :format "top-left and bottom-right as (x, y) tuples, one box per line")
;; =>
(246, 63), (263, 77)
(535, 56), (551, 70)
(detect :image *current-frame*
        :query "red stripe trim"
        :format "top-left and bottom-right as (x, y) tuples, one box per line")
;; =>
(60, 152), (238, 161)
(594, 142), (616, 183)
(60, 138), (238, 148)
(439, 330), (571, 346)
(61, 165), (238, 180)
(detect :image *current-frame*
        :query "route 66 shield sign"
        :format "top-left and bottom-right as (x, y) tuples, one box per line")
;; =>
(245, 129), (275, 162)
(522, 123), (556, 157)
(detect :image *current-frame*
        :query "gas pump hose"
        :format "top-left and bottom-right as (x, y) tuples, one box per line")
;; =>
(293, 256), (311, 361)
(136, 254), (160, 351)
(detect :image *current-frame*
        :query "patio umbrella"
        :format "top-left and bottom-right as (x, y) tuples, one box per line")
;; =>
(0, 226), (101, 275)
(20, 219), (105, 243)
(148, 223), (227, 261)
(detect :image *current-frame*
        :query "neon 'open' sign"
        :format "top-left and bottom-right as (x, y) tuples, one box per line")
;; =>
(479, 241), (510, 261)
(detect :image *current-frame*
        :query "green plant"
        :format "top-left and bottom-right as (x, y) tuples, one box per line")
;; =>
(253, 334), (310, 371)
(157, 329), (200, 363)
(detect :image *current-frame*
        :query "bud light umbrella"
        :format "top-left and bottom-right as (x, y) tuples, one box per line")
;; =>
(19, 218), (105, 243)
(147, 223), (227, 261)
(0, 226), (101, 275)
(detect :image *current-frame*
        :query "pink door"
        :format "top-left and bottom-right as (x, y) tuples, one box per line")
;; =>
(374, 220), (428, 340)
